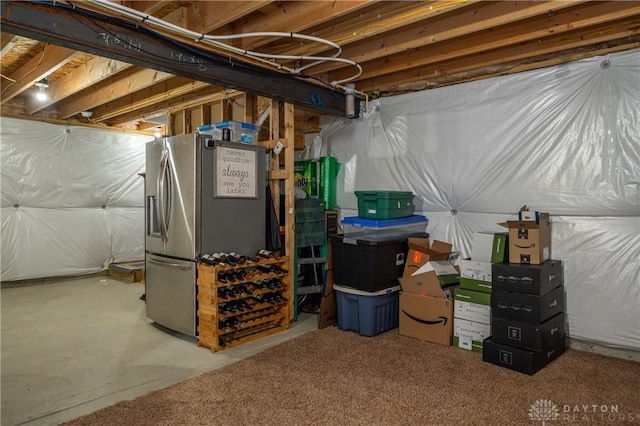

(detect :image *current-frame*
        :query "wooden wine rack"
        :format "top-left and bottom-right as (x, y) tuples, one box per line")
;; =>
(196, 256), (291, 352)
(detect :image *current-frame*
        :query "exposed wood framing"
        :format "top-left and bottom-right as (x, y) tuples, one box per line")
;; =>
(259, 100), (294, 320)
(283, 102), (295, 322)
(26, 57), (132, 114)
(0, 45), (78, 102)
(0, 1), (351, 116)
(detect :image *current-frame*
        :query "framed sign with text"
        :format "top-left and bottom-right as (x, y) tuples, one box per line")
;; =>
(214, 145), (258, 198)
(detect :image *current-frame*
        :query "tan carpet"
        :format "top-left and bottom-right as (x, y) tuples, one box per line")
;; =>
(62, 327), (640, 426)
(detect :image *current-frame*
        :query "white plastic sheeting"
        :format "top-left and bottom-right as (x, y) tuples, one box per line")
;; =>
(1, 118), (152, 281)
(319, 49), (640, 350)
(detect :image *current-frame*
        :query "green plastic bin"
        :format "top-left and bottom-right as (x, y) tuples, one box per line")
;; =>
(355, 191), (414, 219)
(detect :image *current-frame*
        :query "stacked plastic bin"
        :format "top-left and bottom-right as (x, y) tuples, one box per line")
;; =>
(331, 190), (429, 336)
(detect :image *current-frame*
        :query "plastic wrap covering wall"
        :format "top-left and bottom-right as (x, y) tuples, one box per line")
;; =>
(1, 118), (152, 281)
(320, 49), (640, 350)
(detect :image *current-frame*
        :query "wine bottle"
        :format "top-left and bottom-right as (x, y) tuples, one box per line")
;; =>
(256, 249), (274, 259)
(219, 253), (237, 267)
(230, 252), (246, 264)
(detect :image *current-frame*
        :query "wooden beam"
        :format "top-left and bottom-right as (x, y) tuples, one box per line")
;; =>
(265, 0), (482, 58)
(230, 1), (375, 49)
(186, 1), (275, 33)
(0, 112), (153, 135)
(126, 1), (178, 16)
(283, 102), (295, 321)
(414, 42), (640, 93)
(0, 1), (348, 116)
(167, 112), (176, 137)
(309, 0), (590, 76)
(269, 98), (280, 224)
(94, 81), (216, 125)
(116, 91), (232, 128)
(200, 103), (211, 128)
(0, 45), (78, 103)
(328, 1), (640, 83)
(182, 108), (192, 134)
(57, 68), (176, 119)
(0, 32), (17, 55)
(244, 93), (255, 124)
(357, 29), (640, 94)
(137, 121), (161, 130)
(26, 57), (132, 114)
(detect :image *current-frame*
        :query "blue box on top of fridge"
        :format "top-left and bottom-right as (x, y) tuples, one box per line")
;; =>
(334, 284), (400, 337)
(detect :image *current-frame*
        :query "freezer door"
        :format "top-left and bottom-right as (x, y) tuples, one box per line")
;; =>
(145, 254), (196, 336)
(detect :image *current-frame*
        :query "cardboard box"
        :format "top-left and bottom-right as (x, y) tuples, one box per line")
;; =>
(403, 237), (452, 277)
(398, 265), (457, 346)
(454, 288), (491, 324)
(482, 336), (566, 375)
(492, 260), (563, 295)
(413, 260), (460, 286)
(399, 292), (454, 346)
(459, 259), (492, 293)
(471, 232), (509, 264)
(491, 286), (564, 323)
(453, 317), (491, 352)
(501, 212), (551, 265)
(491, 312), (565, 351)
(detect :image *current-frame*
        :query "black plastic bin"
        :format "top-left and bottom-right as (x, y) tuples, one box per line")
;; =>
(330, 234), (409, 292)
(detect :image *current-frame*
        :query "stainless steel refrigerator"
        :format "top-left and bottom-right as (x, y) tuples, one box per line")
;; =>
(145, 134), (266, 336)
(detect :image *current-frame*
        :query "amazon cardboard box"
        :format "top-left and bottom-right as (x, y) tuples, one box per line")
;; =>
(403, 237), (453, 277)
(501, 213), (550, 265)
(398, 261), (458, 346)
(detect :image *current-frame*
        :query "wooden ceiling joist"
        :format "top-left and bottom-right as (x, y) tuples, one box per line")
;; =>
(0, 1), (352, 116)
(331, 3), (640, 85)
(26, 57), (133, 114)
(0, 45), (78, 103)
(1, 0), (638, 135)
(56, 67), (175, 119)
(358, 30), (640, 94)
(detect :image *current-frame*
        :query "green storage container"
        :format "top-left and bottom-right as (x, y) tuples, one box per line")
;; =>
(355, 191), (414, 219)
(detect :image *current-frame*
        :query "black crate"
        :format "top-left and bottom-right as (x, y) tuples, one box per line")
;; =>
(492, 260), (563, 295)
(482, 336), (566, 375)
(491, 312), (565, 351)
(491, 286), (564, 323)
(330, 234), (408, 292)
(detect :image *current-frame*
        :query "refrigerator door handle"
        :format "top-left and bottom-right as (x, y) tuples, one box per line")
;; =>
(147, 254), (192, 269)
(157, 149), (170, 241)
(156, 150), (166, 240)
(164, 154), (173, 240)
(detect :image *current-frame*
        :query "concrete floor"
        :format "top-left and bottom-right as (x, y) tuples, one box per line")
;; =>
(1, 276), (318, 426)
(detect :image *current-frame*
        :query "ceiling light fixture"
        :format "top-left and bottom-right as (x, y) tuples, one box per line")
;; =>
(34, 78), (49, 102)
(154, 128), (162, 138)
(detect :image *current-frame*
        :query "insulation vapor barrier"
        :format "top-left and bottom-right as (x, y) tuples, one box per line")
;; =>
(1, 118), (152, 281)
(320, 49), (640, 350)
